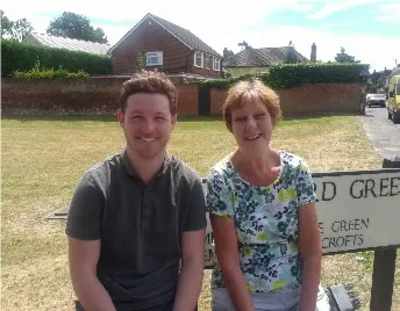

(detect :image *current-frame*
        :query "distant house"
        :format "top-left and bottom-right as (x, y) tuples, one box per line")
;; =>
(223, 46), (309, 76)
(108, 13), (223, 79)
(23, 32), (111, 56)
(378, 67), (400, 89)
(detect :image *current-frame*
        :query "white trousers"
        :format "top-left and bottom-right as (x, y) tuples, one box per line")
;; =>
(212, 285), (330, 311)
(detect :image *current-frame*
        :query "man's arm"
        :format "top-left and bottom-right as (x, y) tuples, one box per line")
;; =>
(298, 203), (322, 311)
(67, 172), (114, 311)
(173, 229), (205, 311)
(173, 176), (207, 310)
(69, 238), (116, 311)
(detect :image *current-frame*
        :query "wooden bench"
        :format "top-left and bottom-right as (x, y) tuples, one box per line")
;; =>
(48, 158), (400, 311)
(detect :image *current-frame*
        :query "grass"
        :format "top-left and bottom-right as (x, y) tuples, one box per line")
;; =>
(1, 115), (399, 311)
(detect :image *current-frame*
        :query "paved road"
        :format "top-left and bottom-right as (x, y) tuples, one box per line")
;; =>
(358, 105), (400, 160)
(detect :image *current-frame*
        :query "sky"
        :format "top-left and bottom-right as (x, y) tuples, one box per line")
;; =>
(2, 0), (400, 71)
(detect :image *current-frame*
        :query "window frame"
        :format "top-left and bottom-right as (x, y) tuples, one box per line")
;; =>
(146, 51), (163, 66)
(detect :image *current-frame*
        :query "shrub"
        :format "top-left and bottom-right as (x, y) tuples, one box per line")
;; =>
(195, 63), (369, 90)
(12, 69), (89, 80)
(1, 39), (112, 77)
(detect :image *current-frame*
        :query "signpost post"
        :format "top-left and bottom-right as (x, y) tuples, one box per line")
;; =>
(370, 158), (400, 311)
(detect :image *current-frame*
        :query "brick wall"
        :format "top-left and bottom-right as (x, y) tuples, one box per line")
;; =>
(176, 84), (198, 115)
(277, 83), (364, 116)
(2, 77), (125, 115)
(1, 79), (364, 117)
(1, 78), (200, 116)
(210, 83), (365, 117)
(210, 88), (227, 115)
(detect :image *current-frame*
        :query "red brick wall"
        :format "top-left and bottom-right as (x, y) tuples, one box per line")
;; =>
(1, 79), (364, 117)
(111, 16), (191, 74)
(210, 83), (365, 116)
(1, 78), (199, 116)
(210, 88), (227, 115)
(176, 84), (199, 115)
(1, 77), (125, 115)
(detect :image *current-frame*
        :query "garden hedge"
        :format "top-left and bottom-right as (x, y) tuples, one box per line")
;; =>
(198, 63), (369, 89)
(1, 39), (112, 77)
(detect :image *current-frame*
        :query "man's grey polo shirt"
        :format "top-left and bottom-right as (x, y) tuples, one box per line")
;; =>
(66, 149), (207, 310)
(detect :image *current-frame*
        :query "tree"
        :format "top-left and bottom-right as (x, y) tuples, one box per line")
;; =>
(238, 40), (251, 50)
(334, 47), (360, 63)
(47, 12), (108, 43)
(1, 10), (13, 38)
(11, 18), (33, 42)
(285, 40), (301, 64)
(135, 53), (146, 72)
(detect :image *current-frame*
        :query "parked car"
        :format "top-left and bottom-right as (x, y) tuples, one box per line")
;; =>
(387, 75), (400, 124)
(366, 93), (386, 108)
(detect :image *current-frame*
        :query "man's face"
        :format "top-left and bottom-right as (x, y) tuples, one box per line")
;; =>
(118, 93), (177, 159)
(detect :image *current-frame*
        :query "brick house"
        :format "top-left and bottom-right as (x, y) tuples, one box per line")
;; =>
(223, 46), (309, 76)
(108, 13), (223, 80)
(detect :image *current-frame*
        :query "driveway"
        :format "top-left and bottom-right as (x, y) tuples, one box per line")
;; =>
(358, 105), (400, 160)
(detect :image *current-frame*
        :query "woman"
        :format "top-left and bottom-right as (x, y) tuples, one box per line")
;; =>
(206, 80), (330, 311)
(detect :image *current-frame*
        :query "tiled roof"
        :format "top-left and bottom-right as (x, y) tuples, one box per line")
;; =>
(108, 13), (222, 58)
(24, 33), (111, 55)
(149, 14), (222, 57)
(224, 47), (308, 67)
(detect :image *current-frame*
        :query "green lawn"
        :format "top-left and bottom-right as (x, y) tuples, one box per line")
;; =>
(1, 115), (398, 311)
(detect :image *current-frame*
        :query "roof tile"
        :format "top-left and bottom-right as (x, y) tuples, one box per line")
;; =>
(25, 33), (111, 56)
(224, 47), (308, 67)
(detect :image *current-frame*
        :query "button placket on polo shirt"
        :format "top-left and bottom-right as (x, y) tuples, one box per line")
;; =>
(141, 186), (153, 231)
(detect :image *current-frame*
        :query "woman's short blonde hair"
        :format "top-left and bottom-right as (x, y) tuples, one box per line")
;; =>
(222, 79), (282, 131)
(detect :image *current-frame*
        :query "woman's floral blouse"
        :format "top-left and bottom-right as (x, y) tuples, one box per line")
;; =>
(206, 150), (317, 294)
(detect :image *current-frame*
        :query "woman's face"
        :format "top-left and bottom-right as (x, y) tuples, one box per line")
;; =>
(230, 96), (273, 156)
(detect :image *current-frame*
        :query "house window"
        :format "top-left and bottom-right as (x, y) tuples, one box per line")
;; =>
(205, 55), (212, 69)
(194, 51), (203, 68)
(146, 51), (163, 66)
(213, 57), (220, 71)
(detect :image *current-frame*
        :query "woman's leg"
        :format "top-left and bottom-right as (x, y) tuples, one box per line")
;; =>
(212, 288), (236, 311)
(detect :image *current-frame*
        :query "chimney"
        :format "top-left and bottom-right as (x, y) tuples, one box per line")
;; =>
(223, 47), (230, 59)
(310, 43), (317, 62)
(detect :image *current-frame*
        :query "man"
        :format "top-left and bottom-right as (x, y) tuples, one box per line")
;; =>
(66, 70), (207, 311)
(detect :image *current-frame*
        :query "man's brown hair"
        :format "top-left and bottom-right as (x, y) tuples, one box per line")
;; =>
(223, 79), (282, 131)
(119, 70), (178, 114)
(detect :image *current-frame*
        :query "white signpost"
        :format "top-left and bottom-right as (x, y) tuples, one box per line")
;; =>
(203, 168), (400, 268)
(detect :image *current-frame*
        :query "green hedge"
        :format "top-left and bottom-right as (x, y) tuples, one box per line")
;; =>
(1, 39), (112, 77)
(197, 63), (369, 90)
(12, 68), (89, 80)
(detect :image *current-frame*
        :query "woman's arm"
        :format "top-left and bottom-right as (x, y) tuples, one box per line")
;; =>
(298, 203), (322, 311)
(211, 215), (255, 311)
